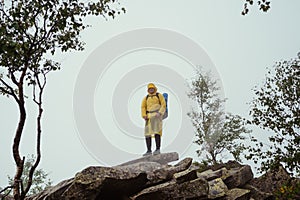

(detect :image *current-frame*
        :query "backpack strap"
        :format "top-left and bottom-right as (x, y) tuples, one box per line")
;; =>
(146, 93), (161, 104)
(156, 93), (160, 100)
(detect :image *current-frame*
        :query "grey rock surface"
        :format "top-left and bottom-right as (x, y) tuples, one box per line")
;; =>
(118, 152), (179, 166)
(223, 165), (253, 189)
(132, 177), (208, 200)
(24, 154), (299, 200)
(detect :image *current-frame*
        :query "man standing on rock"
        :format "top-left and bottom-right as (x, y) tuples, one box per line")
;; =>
(141, 83), (166, 156)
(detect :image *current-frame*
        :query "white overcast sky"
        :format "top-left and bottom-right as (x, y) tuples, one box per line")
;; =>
(1, 1), (300, 187)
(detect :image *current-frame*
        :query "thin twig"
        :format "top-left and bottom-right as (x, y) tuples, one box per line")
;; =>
(0, 185), (13, 194)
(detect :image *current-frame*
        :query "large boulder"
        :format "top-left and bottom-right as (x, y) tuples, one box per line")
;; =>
(118, 152), (179, 166)
(27, 166), (150, 200)
(26, 153), (190, 200)
(132, 178), (208, 200)
(223, 165), (253, 189)
(26, 178), (74, 200)
(249, 165), (291, 193)
(25, 156), (299, 200)
(61, 166), (148, 200)
(167, 157), (193, 176)
(224, 188), (251, 200)
(198, 167), (229, 181)
(208, 178), (228, 199)
(243, 184), (274, 200)
(114, 161), (172, 185)
(62, 158), (192, 200)
(246, 165), (300, 200)
(174, 168), (198, 184)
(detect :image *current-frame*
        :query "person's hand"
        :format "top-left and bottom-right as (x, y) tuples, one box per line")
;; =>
(155, 112), (161, 118)
(143, 116), (148, 120)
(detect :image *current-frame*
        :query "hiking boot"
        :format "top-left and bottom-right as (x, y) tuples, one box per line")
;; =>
(153, 149), (160, 155)
(143, 150), (152, 157)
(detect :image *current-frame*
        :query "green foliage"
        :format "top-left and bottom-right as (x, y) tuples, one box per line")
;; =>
(0, 0), (124, 95)
(8, 155), (52, 196)
(247, 53), (300, 176)
(242, 0), (271, 15)
(218, 113), (251, 162)
(192, 160), (209, 173)
(187, 69), (251, 165)
(274, 180), (300, 200)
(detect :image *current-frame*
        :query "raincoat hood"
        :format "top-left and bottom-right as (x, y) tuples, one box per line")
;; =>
(147, 83), (157, 94)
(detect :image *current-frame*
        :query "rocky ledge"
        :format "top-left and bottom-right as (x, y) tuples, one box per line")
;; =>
(26, 152), (299, 200)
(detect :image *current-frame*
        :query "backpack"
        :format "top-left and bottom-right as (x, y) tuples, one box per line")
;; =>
(146, 92), (168, 120)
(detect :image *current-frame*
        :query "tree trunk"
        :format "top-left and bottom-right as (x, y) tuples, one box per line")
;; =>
(12, 70), (27, 200)
(13, 97), (26, 200)
(210, 151), (217, 165)
(23, 98), (43, 196)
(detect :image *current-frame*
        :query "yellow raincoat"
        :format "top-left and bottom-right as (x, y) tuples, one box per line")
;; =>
(141, 83), (166, 137)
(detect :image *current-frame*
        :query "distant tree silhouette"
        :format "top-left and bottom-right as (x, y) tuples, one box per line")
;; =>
(242, 0), (271, 15)
(247, 53), (300, 176)
(187, 69), (251, 165)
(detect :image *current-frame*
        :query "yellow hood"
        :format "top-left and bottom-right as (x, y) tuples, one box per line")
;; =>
(147, 83), (157, 94)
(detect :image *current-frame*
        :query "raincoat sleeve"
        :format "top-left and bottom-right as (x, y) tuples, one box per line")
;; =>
(141, 96), (147, 118)
(158, 93), (166, 116)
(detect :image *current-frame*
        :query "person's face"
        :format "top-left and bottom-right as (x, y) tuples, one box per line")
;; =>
(148, 88), (155, 94)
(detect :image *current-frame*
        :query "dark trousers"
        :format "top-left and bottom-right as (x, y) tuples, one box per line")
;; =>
(145, 134), (161, 151)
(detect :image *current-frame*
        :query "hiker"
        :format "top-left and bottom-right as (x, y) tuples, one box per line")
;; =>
(141, 83), (166, 156)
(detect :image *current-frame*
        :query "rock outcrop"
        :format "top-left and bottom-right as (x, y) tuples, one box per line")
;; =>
(25, 152), (300, 200)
